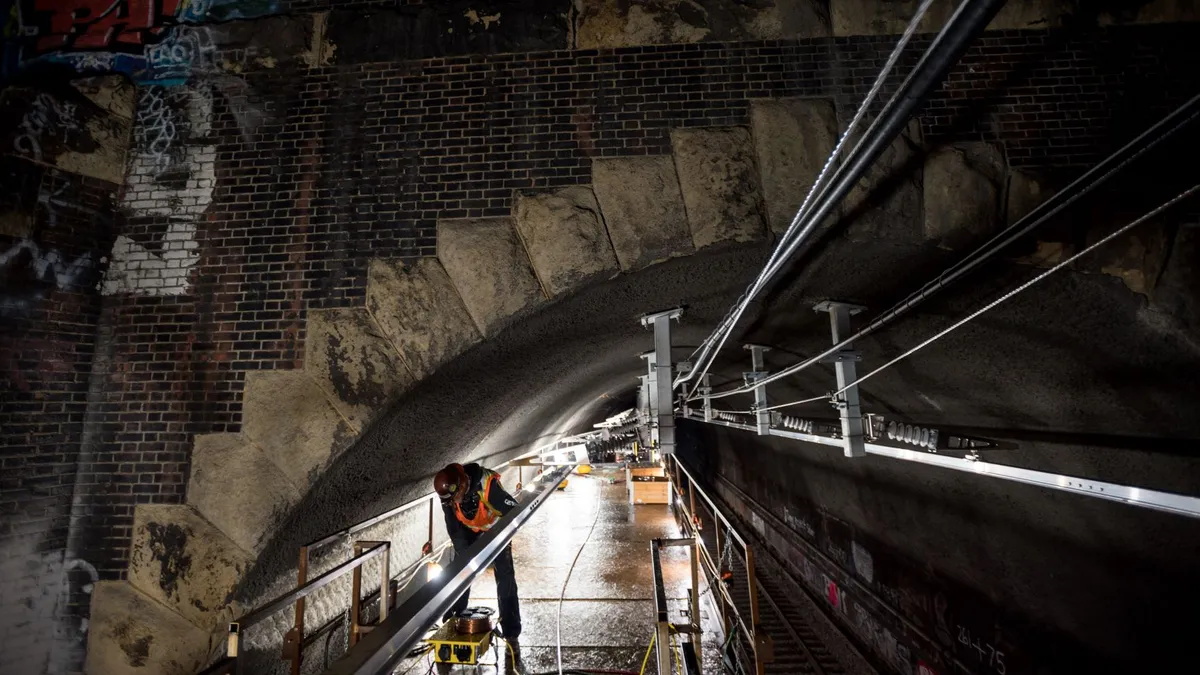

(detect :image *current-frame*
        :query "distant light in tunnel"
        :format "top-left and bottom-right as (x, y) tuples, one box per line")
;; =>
(427, 561), (443, 581)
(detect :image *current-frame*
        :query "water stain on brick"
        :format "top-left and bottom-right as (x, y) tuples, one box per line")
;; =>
(145, 522), (192, 600)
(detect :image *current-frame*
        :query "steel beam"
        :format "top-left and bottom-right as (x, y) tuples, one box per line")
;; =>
(684, 410), (1200, 521)
(641, 308), (684, 455)
(814, 301), (866, 458)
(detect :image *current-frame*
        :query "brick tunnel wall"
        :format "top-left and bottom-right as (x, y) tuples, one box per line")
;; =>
(2, 2), (1199, 672)
(91, 19), (1200, 576)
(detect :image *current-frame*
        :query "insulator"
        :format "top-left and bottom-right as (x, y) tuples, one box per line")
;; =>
(887, 421), (897, 440)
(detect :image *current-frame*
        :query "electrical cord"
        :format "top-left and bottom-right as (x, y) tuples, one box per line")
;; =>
(638, 629), (657, 675)
(681, 0), (938, 397)
(730, 183), (1200, 412)
(555, 482), (605, 675)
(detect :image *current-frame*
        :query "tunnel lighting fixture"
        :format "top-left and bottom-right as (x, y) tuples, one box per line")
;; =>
(426, 562), (443, 581)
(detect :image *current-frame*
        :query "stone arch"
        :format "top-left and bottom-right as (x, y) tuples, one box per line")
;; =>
(86, 96), (1080, 673)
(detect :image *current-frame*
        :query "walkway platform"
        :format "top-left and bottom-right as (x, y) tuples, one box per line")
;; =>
(394, 465), (721, 674)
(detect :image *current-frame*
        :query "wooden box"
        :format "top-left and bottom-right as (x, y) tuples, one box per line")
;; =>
(630, 479), (671, 504)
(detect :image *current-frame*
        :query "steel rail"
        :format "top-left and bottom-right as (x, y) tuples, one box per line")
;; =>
(684, 411), (1200, 520)
(680, 0), (1007, 394)
(321, 466), (573, 675)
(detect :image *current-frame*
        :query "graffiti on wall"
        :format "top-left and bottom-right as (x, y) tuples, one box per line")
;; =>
(101, 83), (210, 296)
(0, 238), (96, 317)
(1, 0), (278, 84)
(11, 91), (79, 162)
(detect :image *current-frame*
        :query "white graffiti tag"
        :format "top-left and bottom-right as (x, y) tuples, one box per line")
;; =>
(13, 93), (79, 162)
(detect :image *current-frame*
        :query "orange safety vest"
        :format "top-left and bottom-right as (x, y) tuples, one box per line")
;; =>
(453, 471), (503, 532)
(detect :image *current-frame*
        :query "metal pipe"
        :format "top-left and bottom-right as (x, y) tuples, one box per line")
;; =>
(685, 411), (1200, 520)
(321, 466), (572, 675)
(680, 0), (1007, 394)
(701, 91), (1200, 402)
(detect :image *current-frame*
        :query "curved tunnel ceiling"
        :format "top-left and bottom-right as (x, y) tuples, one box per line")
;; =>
(240, 121), (1200, 605)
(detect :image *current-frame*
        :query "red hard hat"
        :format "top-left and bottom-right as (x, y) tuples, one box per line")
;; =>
(434, 463), (468, 502)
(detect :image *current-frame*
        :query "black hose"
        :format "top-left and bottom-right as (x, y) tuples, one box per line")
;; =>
(759, 0), (1010, 289)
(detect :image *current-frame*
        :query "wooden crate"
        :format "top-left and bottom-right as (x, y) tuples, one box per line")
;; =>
(629, 466), (665, 479)
(630, 479), (670, 504)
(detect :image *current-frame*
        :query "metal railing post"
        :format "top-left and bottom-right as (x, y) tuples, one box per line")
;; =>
(690, 535), (701, 667)
(286, 546), (308, 674)
(378, 543), (392, 621)
(427, 497), (434, 547)
(350, 544), (364, 647)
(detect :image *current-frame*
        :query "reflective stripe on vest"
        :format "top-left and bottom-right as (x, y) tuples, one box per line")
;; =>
(453, 471), (502, 532)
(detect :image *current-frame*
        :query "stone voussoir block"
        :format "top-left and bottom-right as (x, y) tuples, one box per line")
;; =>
(241, 369), (357, 490)
(437, 217), (546, 336)
(750, 98), (838, 234)
(924, 142), (1006, 249)
(592, 155), (694, 270)
(187, 433), (302, 555)
(671, 126), (767, 249)
(128, 504), (251, 630)
(306, 307), (414, 428)
(513, 186), (620, 297)
(85, 581), (212, 675)
(366, 257), (481, 378)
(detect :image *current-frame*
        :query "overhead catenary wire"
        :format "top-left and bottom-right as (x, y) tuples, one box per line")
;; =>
(736, 184), (1200, 413)
(679, 0), (940, 395)
(697, 91), (1200, 403)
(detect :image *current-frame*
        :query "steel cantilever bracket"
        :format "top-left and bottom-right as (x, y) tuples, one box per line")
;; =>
(814, 301), (867, 458)
(744, 344), (771, 435)
(640, 308), (684, 455)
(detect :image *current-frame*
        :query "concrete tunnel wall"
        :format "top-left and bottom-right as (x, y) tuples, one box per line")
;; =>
(677, 420), (1200, 675)
(1, 0), (1200, 673)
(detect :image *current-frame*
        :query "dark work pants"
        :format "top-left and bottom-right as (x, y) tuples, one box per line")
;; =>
(450, 541), (521, 638)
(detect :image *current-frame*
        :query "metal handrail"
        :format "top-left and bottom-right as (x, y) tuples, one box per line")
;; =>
(666, 455), (765, 675)
(323, 465), (574, 675)
(670, 481), (754, 646)
(670, 455), (747, 548)
(239, 543), (389, 631)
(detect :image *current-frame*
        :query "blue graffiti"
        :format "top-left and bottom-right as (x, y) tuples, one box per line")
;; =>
(0, 0), (279, 85)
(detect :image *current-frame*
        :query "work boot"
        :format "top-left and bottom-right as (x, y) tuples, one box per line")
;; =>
(503, 638), (523, 675)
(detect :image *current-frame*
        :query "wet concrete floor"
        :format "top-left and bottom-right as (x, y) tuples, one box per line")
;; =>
(393, 466), (723, 674)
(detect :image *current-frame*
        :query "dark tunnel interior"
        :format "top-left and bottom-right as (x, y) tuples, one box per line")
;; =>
(4, 2), (1200, 674)
(238, 119), (1200, 672)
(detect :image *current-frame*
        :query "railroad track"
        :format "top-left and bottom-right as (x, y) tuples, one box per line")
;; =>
(687, 483), (870, 675)
(718, 550), (848, 675)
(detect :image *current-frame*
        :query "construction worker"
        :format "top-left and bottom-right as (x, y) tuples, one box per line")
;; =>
(434, 462), (522, 642)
